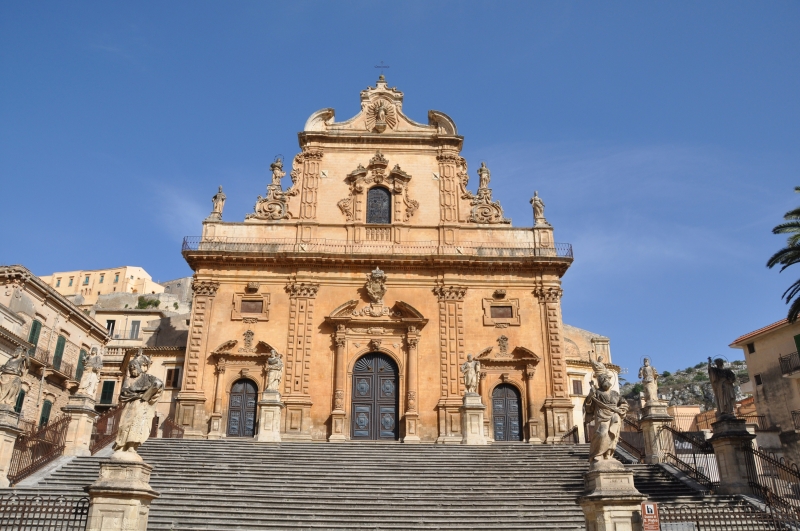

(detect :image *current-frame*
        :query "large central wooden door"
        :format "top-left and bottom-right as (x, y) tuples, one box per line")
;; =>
(351, 353), (398, 440)
(227, 379), (257, 437)
(492, 383), (523, 441)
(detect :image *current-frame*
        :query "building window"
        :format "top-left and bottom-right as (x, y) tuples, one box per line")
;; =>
(52, 335), (66, 371)
(572, 379), (583, 396)
(754, 374), (763, 386)
(68, 278), (73, 287)
(39, 400), (53, 427)
(241, 300), (263, 314)
(14, 390), (25, 414)
(56, 278), (61, 287)
(100, 381), (116, 404)
(99, 274), (104, 284)
(747, 342), (755, 354)
(165, 368), (181, 389)
(83, 276), (90, 285)
(366, 187), (391, 224)
(75, 349), (87, 382)
(130, 321), (140, 339)
(794, 334), (800, 354)
(106, 320), (116, 337)
(490, 306), (513, 319)
(114, 273), (119, 283)
(27, 320), (42, 356)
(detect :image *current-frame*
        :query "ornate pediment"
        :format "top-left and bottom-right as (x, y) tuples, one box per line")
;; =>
(337, 152), (418, 223)
(476, 344), (540, 365)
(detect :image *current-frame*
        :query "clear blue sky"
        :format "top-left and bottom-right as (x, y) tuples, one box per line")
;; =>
(2, 2), (798, 375)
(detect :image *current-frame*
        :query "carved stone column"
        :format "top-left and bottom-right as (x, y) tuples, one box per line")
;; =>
(176, 277), (219, 439)
(207, 359), (226, 440)
(62, 394), (99, 457)
(283, 281), (319, 441)
(525, 364), (542, 444)
(300, 148), (323, 220)
(433, 284), (468, 444)
(0, 407), (22, 488)
(534, 285), (573, 443)
(403, 331), (420, 443)
(329, 328), (347, 442)
(436, 151), (460, 223)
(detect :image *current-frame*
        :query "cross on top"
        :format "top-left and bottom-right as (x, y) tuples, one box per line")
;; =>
(374, 61), (390, 75)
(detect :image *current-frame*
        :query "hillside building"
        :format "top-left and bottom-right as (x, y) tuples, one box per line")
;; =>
(39, 266), (164, 308)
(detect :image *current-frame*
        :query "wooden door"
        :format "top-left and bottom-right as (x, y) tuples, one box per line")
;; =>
(351, 353), (398, 440)
(227, 379), (257, 437)
(492, 383), (523, 441)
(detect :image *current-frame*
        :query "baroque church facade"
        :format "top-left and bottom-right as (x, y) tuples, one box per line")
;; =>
(175, 76), (615, 443)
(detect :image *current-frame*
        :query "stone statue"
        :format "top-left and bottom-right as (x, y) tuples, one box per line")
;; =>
(270, 159), (285, 186)
(208, 186), (226, 221)
(77, 347), (103, 398)
(708, 357), (737, 418)
(375, 100), (387, 123)
(531, 191), (546, 222)
(638, 357), (659, 403)
(113, 349), (164, 456)
(590, 352), (607, 381)
(461, 354), (481, 394)
(477, 162), (491, 190)
(584, 371), (629, 464)
(266, 350), (284, 392)
(0, 346), (28, 409)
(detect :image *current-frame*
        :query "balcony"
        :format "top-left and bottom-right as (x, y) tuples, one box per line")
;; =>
(25, 347), (76, 384)
(779, 351), (800, 378)
(107, 329), (142, 341)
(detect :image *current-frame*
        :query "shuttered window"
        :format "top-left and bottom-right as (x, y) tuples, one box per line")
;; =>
(27, 320), (42, 356)
(39, 400), (53, 427)
(14, 390), (25, 414)
(52, 336), (66, 371)
(100, 381), (115, 404)
(75, 350), (87, 382)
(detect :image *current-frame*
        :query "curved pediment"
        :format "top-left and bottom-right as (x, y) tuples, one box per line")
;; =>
(330, 299), (359, 318)
(393, 300), (424, 319)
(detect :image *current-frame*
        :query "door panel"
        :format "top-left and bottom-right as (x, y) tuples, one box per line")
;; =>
(492, 384), (523, 442)
(351, 353), (398, 440)
(227, 379), (257, 437)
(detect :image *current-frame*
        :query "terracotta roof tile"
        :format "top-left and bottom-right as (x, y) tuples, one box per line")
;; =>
(729, 318), (790, 347)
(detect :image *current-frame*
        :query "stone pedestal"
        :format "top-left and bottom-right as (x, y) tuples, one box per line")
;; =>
(0, 407), (22, 488)
(207, 412), (224, 440)
(579, 459), (646, 531)
(460, 393), (487, 446)
(62, 394), (99, 457)
(403, 412), (421, 443)
(256, 390), (284, 443)
(709, 416), (756, 495)
(639, 400), (672, 464)
(85, 455), (159, 531)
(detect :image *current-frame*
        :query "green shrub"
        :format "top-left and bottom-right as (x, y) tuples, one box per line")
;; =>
(136, 296), (160, 309)
(662, 371), (671, 377)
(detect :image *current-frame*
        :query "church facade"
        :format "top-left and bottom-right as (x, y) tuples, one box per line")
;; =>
(175, 76), (615, 443)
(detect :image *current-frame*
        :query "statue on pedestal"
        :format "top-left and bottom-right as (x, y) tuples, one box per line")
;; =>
(638, 357), (659, 403)
(530, 191), (546, 223)
(265, 350), (283, 392)
(207, 186), (226, 221)
(477, 162), (491, 190)
(708, 357), (737, 418)
(584, 371), (628, 464)
(113, 350), (163, 456)
(0, 346), (28, 408)
(461, 354), (481, 394)
(270, 159), (285, 186)
(77, 347), (103, 398)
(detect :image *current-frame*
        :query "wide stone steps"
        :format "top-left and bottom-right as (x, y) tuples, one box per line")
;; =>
(0, 439), (768, 530)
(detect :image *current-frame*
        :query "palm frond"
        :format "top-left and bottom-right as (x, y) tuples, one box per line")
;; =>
(773, 221), (800, 234)
(767, 246), (800, 269)
(783, 278), (800, 302)
(788, 294), (800, 324)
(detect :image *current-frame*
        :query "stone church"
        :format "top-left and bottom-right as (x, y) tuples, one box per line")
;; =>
(175, 76), (616, 443)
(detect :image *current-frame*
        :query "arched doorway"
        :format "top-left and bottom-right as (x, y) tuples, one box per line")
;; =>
(227, 379), (257, 437)
(492, 383), (523, 441)
(351, 353), (398, 440)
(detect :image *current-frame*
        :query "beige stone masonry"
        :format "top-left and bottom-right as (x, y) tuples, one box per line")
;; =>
(62, 394), (99, 457)
(0, 407), (22, 488)
(86, 459), (159, 531)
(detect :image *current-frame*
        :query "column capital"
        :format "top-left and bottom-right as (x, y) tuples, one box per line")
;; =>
(533, 285), (562, 302)
(285, 282), (320, 298)
(191, 278), (220, 297)
(433, 284), (467, 302)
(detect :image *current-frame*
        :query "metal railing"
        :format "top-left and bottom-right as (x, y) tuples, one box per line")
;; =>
(555, 425), (579, 444)
(656, 424), (719, 490)
(619, 417), (645, 463)
(743, 444), (800, 519)
(780, 351), (800, 376)
(660, 498), (796, 530)
(27, 346), (51, 366)
(90, 406), (122, 454)
(0, 494), (89, 531)
(7, 415), (71, 485)
(107, 329), (141, 341)
(182, 236), (574, 259)
(162, 416), (185, 439)
(738, 414), (768, 431)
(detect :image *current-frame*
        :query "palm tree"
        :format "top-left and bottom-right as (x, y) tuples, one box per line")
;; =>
(768, 187), (800, 322)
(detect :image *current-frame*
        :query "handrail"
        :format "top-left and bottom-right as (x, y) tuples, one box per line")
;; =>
(555, 425), (579, 444)
(162, 416), (184, 439)
(657, 424), (719, 491)
(7, 415), (72, 485)
(743, 443), (800, 516)
(662, 453), (717, 490)
(780, 351), (800, 375)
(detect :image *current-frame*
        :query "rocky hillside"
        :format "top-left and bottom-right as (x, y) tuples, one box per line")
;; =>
(620, 359), (749, 411)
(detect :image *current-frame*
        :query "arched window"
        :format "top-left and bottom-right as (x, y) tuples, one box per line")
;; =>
(366, 187), (391, 224)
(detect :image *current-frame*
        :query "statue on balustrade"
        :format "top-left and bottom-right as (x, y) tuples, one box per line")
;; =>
(461, 354), (481, 394)
(0, 346), (28, 409)
(77, 347), (103, 398)
(638, 357), (659, 403)
(266, 350), (284, 392)
(113, 349), (164, 457)
(584, 371), (629, 465)
(708, 357), (737, 419)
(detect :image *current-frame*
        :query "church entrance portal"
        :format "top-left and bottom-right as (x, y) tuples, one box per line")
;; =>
(227, 379), (257, 437)
(492, 383), (523, 441)
(351, 353), (399, 440)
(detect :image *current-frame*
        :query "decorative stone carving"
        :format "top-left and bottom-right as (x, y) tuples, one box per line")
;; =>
(334, 389), (345, 410)
(246, 158), (292, 221)
(461, 354), (481, 394)
(407, 390), (417, 412)
(708, 357), (737, 418)
(366, 98), (397, 133)
(352, 305), (396, 318)
(530, 190), (548, 225)
(584, 364), (628, 465)
(493, 289), (506, 299)
(239, 330), (256, 353)
(638, 358), (659, 403)
(337, 152), (418, 222)
(191, 278), (220, 297)
(533, 286), (562, 302)
(113, 350), (164, 458)
(265, 350), (284, 391)
(497, 335), (509, 356)
(465, 162), (510, 225)
(432, 284), (467, 301)
(285, 282), (320, 298)
(245, 282), (260, 293)
(0, 346), (28, 408)
(77, 347), (103, 398)
(206, 186), (226, 221)
(365, 267), (387, 303)
(242, 317), (258, 325)
(369, 339), (382, 351)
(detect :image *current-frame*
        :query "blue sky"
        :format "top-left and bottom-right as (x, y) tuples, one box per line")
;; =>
(1, 2), (798, 374)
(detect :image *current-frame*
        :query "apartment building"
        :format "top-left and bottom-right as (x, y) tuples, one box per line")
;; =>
(39, 266), (164, 308)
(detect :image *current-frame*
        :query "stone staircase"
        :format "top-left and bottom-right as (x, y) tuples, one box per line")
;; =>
(0, 440), (758, 530)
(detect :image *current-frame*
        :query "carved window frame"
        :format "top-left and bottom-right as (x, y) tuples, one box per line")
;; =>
(231, 291), (271, 322)
(482, 298), (520, 327)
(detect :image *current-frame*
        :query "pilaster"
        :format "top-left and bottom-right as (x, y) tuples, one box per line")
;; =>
(403, 332), (420, 443)
(433, 283), (467, 444)
(299, 147), (323, 220)
(525, 364), (543, 444)
(283, 281), (319, 441)
(436, 151), (460, 223)
(207, 359), (226, 440)
(62, 394), (99, 457)
(0, 407), (22, 488)
(329, 328), (347, 442)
